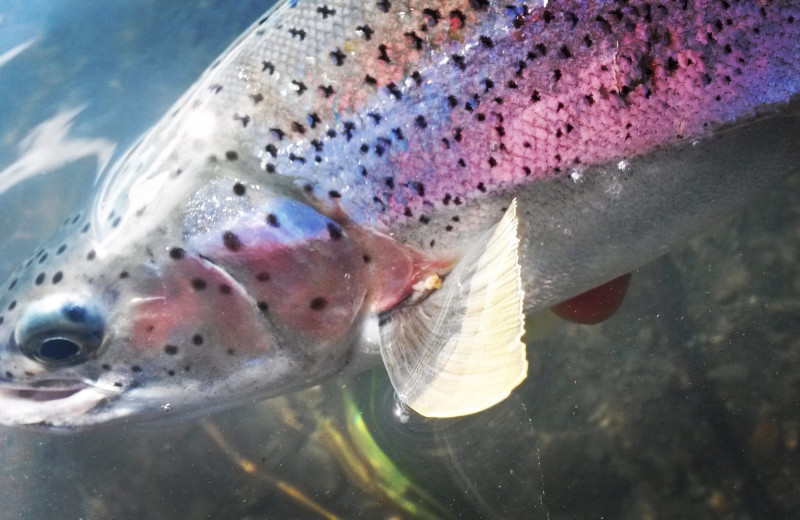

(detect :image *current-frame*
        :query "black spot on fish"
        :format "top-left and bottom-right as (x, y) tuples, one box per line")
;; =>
(451, 54), (466, 70)
(222, 231), (243, 251)
(218, 284), (232, 295)
(250, 93), (264, 104)
(415, 115), (427, 129)
(81, 223), (91, 233)
(376, 0), (391, 13)
(363, 255), (371, 264)
(479, 35), (494, 48)
(257, 301), (269, 312)
(169, 247), (185, 260)
(328, 190), (342, 199)
(386, 83), (402, 99)
(225, 150), (238, 161)
(167, 370), (176, 376)
(364, 74), (377, 86)
(356, 25), (374, 40)
(316, 5), (336, 18)
(309, 297), (327, 311)
(404, 31), (423, 50)
(288, 28), (307, 40)
(319, 84), (335, 98)
(233, 183), (246, 196)
(256, 272), (270, 282)
(469, 0), (489, 10)
(265, 143), (278, 158)
(56, 245), (67, 255)
(266, 213), (280, 227)
(52, 272), (63, 284)
(8, 301), (16, 311)
(409, 181), (425, 197)
(119, 271), (129, 279)
(291, 80), (308, 95)
(262, 61), (275, 74)
(422, 8), (442, 25)
(330, 48), (346, 66)
(377, 44), (391, 63)
(327, 223), (343, 240)
(132, 365), (142, 373)
(192, 335), (204, 345)
(34, 273), (45, 285)
(666, 56), (680, 74)
(343, 121), (356, 140)
(191, 278), (207, 290)
(566, 11), (579, 28)
(234, 114), (251, 128)
(477, 182), (487, 193)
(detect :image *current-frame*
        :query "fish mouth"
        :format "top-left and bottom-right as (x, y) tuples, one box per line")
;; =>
(0, 380), (118, 429)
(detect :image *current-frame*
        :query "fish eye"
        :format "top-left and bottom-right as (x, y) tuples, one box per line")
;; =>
(38, 338), (83, 361)
(14, 295), (105, 366)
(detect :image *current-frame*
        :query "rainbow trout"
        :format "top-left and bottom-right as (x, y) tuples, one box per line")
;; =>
(1, 0), (799, 429)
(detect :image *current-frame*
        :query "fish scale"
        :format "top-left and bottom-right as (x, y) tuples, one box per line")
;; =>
(0, 0), (798, 429)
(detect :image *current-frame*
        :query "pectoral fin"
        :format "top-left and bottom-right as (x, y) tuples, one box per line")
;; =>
(379, 199), (527, 418)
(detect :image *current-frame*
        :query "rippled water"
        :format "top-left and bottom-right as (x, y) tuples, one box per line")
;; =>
(1, 2), (799, 518)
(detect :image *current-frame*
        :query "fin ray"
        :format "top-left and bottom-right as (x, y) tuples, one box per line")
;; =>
(379, 199), (527, 417)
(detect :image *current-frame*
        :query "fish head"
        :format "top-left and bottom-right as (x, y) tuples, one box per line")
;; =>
(0, 168), (373, 430)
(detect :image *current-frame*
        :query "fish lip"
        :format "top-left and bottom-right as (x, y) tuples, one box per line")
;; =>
(0, 380), (119, 428)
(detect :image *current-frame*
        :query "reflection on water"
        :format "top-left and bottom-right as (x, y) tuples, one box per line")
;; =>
(2, 1), (800, 518)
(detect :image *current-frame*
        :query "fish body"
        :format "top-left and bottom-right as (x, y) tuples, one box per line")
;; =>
(1, 0), (799, 429)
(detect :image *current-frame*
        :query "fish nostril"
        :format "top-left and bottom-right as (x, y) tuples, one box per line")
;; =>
(39, 338), (81, 361)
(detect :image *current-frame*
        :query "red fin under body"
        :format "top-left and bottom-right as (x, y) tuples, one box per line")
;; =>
(551, 273), (632, 325)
